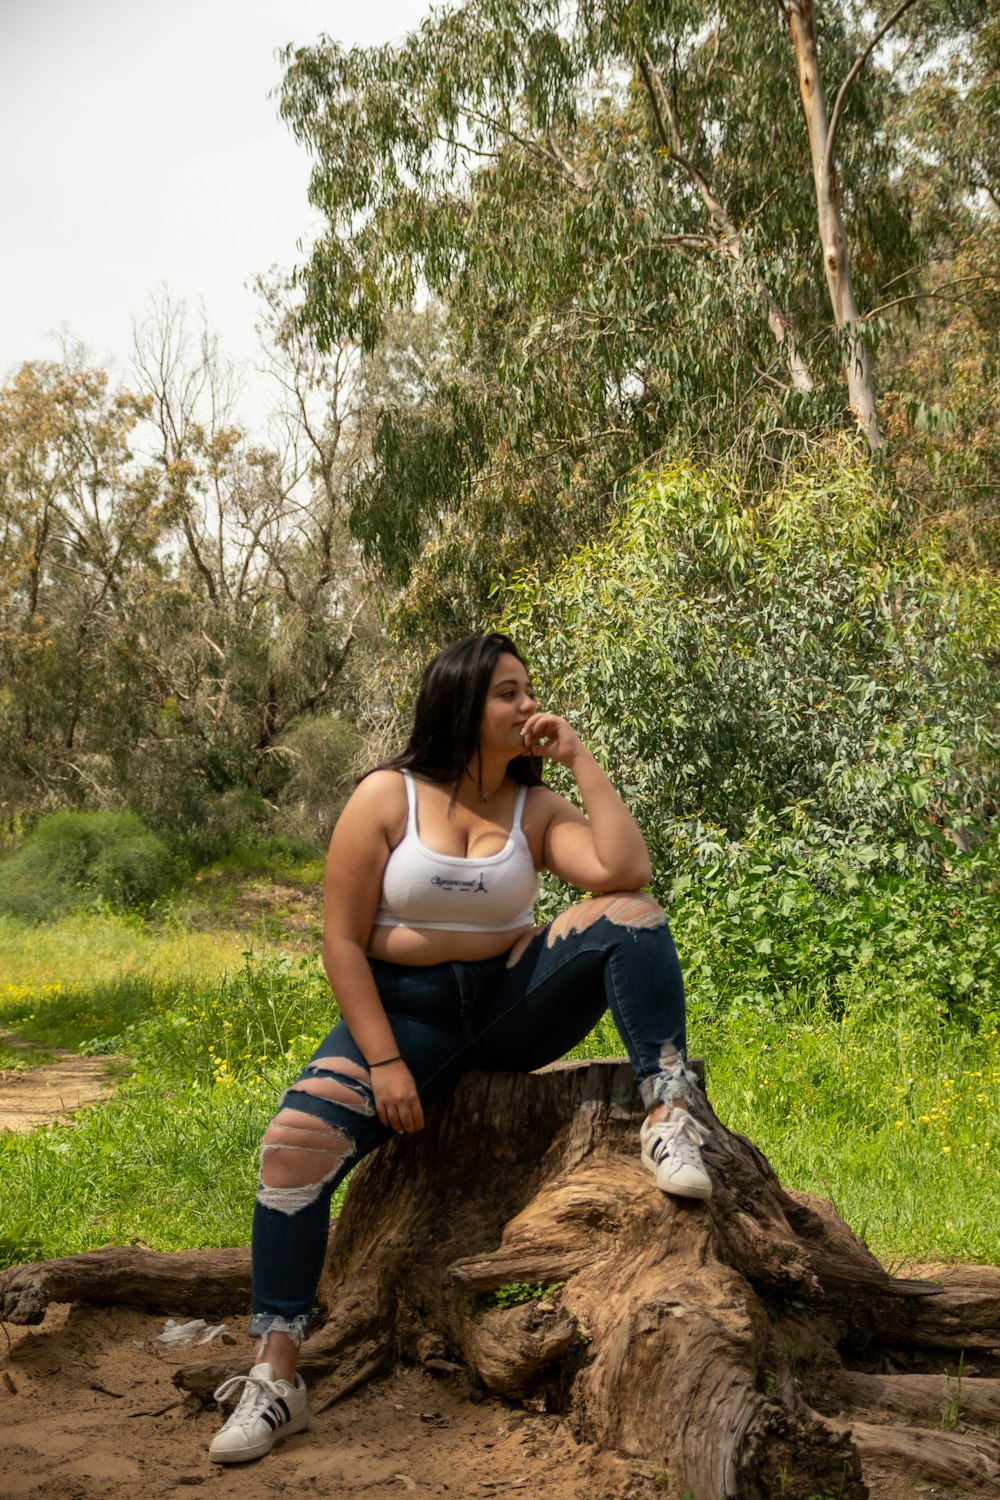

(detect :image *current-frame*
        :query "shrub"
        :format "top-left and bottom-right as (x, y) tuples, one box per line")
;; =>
(501, 452), (1000, 864)
(273, 713), (361, 848)
(0, 810), (177, 921)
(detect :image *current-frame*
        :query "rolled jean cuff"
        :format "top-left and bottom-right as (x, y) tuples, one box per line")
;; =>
(639, 1058), (698, 1111)
(248, 1312), (312, 1345)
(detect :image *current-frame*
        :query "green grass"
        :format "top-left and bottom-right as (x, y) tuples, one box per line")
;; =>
(0, 944), (340, 1263)
(0, 1039), (59, 1070)
(0, 1073), (275, 1256)
(1, 854), (999, 1270)
(0, 909), (246, 992)
(570, 982), (1000, 1265)
(699, 990), (1000, 1265)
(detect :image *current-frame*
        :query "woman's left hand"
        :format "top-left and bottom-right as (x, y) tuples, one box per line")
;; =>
(520, 712), (583, 767)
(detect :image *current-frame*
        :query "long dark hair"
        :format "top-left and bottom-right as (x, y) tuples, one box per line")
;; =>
(376, 633), (544, 792)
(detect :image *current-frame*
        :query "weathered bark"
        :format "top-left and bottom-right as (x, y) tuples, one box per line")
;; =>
(786, 1), (892, 450)
(5, 1060), (1000, 1499)
(825, 1370), (1000, 1424)
(825, 1418), (1000, 1488)
(0, 1246), (251, 1325)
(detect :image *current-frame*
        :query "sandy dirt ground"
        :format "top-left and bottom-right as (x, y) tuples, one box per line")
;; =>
(0, 1298), (992, 1500)
(0, 1304), (683, 1500)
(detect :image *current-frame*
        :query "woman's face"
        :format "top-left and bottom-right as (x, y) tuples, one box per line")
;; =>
(479, 652), (536, 759)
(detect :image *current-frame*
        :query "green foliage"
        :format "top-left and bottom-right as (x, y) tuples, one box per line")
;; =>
(667, 828), (1000, 1024)
(0, 907), (243, 996)
(280, 0), (927, 634)
(694, 983), (1000, 1264)
(0, 951), (332, 1084)
(479, 1280), (565, 1309)
(0, 1216), (42, 1271)
(939, 1351), (965, 1431)
(502, 454), (1000, 855)
(0, 811), (178, 922)
(115, 953), (334, 1088)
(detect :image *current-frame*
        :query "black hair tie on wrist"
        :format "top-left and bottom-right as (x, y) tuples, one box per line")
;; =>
(368, 1055), (403, 1068)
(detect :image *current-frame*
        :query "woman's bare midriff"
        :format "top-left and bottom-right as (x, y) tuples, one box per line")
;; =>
(366, 922), (536, 966)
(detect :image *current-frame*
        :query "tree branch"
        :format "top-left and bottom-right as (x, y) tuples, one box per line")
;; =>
(544, 129), (589, 194)
(862, 283), (988, 319)
(825, 0), (922, 167)
(688, 25), (723, 161)
(640, 52), (682, 156)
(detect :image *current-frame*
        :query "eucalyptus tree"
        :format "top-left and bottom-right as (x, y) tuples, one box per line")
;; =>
(0, 354), (160, 810)
(875, 4), (1000, 558)
(279, 0), (923, 624)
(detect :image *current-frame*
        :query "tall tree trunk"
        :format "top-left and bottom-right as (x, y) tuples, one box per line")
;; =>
(786, 1), (883, 450)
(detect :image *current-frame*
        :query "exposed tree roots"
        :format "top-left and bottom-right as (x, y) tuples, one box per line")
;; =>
(2, 1061), (998, 1498)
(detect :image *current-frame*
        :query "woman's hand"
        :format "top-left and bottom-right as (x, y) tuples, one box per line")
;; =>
(370, 1058), (425, 1135)
(520, 712), (583, 767)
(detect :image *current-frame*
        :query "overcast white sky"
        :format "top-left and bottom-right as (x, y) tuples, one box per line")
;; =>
(0, 0), (434, 421)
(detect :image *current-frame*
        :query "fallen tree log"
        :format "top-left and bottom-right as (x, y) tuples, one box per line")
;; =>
(4, 1059), (999, 1499)
(823, 1370), (1000, 1424)
(0, 1245), (251, 1324)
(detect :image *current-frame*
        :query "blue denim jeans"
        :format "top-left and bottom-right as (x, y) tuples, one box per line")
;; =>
(249, 907), (693, 1342)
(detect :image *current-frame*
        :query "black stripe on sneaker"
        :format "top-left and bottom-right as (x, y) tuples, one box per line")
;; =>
(275, 1397), (291, 1423)
(260, 1407), (279, 1430)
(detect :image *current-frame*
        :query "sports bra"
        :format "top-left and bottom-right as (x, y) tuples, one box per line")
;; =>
(372, 770), (540, 933)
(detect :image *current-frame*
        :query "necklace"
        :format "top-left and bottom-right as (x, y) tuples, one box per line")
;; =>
(465, 772), (506, 804)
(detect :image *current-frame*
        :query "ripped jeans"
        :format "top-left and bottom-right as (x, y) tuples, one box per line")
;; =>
(249, 896), (693, 1343)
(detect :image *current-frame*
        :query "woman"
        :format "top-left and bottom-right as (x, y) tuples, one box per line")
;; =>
(209, 633), (711, 1464)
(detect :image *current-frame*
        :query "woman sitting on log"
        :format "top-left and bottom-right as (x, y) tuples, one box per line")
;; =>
(209, 631), (711, 1463)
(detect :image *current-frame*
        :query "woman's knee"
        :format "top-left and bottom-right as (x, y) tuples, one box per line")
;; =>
(258, 1106), (356, 1202)
(544, 891), (666, 946)
(256, 1052), (388, 1208)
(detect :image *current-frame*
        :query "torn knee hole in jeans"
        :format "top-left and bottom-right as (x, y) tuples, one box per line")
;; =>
(288, 1058), (375, 1117)
(310, 1054), (371, 1083)
(256, 1108), (355, 1214)
(544, 893), (666, 946)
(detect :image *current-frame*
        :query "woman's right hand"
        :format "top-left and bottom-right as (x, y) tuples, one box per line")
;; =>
(370, 1058), (425, 1134)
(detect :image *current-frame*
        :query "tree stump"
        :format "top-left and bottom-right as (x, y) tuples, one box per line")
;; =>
(4, 1060), (999, 1498)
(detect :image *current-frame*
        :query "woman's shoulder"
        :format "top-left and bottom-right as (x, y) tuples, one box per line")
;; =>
(523, 780), (570, 808)
(338, 768), (408, 828)
(521, 781), (578, 828)
(357, 767), (407, 794)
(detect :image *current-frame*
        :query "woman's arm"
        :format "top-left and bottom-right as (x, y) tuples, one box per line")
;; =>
(322, 772), (424, 1134)
(523, 713), (653, 892)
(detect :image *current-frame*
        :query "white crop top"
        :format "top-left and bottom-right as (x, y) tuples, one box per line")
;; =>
(372, 770), (540, 933)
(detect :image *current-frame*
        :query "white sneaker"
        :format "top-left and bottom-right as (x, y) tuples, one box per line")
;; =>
(209, 1361), (309, 1464)
(640, 1110), (712, 1200)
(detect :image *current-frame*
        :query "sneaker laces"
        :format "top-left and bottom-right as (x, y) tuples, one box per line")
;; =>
(213, 1368), (283, 1427)
(649, 1110), (709, 1170)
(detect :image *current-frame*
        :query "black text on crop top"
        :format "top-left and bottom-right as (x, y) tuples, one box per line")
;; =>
(372, 770), (540, 933)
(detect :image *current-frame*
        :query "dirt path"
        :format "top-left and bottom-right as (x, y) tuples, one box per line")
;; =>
(0, 1039), (117, 1133)
(0, 1305), (667, 1500)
